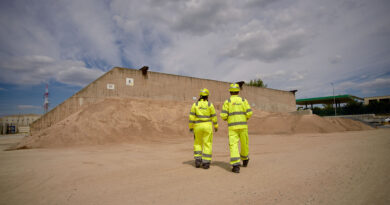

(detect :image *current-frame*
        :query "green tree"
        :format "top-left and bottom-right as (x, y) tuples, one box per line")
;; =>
(339, 101), (364, 115)
(312, 104), (335, 116)
(247, 78), (267, 88)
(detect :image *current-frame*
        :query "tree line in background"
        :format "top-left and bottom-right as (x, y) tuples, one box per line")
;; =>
(246, 78), (267, 88)
(312, 100), (390, 116)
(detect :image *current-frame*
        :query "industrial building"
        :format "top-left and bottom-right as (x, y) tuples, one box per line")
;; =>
(31, 67), (297, 134)
(364, 95), (390, 105)
(0, 114), (41, 135)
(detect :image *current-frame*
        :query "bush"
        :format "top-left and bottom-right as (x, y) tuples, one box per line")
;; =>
(246, 78), (267, 88)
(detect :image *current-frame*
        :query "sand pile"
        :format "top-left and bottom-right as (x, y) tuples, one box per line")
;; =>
(249, 111), (372, 135)
(16, 97), (373, 149)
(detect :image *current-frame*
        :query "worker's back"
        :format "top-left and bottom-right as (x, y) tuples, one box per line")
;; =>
(221, 95), (252, 130)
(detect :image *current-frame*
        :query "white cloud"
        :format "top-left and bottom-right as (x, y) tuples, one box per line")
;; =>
(336, 76), (390, 96)
(361, 77), (390, 88)
(340, 77), (390, 90)
(0, 0), (121, 69)
(0, 55), (104, 86)
(56, 66), (104, 87)
(226, 25), (308, 62)
(0, 0), (389, 99)
(63, 0), (122, 66)
(171, 0), (240, 35)
(329, 55), (343, 64)
(259, 70), (306, 82)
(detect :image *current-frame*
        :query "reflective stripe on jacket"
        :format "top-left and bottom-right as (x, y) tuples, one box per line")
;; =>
(220, 95), (252, 130)
(189, 99), (218, 129)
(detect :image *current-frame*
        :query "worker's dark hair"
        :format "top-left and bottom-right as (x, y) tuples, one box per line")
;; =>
(198, 95), (208, 101)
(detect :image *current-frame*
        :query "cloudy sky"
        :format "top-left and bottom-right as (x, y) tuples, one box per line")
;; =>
(0, 0), (389, 116)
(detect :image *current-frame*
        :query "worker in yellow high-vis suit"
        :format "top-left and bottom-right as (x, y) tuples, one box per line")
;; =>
(189, 88), (218, 169)
(220, 83), (253, 173)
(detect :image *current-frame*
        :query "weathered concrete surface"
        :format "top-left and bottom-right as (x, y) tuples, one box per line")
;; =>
(31, 67), (296, 134)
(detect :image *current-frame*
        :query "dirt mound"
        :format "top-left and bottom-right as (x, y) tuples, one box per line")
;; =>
(15, 98), (373, 149)
(249, 112), (372, 135)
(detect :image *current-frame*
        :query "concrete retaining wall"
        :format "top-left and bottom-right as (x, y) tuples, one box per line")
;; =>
(31, 67), (296, 134)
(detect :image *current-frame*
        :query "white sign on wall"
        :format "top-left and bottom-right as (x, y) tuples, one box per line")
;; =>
(107, 83), (115, 90)
(126, 78), (134, 86)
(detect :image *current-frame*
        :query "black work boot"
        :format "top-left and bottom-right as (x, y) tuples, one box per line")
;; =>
(195, 159), (202, 168)
(202, 163), (210, 169)
(243, 159), (249, 167)
(232, 165), (240, 173)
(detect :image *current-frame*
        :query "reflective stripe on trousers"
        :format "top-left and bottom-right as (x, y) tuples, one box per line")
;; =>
(203, 153), (212, 158)
(230, 157), (240, 162)
(228, 121), (247, 127)
(194, 151), (202, 160)
(240, 154), (249, 160)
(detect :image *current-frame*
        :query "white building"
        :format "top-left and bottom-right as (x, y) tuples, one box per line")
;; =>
(364, 95), (390, 105)
(0, 114), (41, 135)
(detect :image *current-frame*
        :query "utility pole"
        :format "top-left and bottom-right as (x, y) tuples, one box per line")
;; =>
(331, 83), (336, 116)
(44, 84), (49, 114)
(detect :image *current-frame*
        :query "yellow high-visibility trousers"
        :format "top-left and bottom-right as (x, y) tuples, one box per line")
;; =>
(229, 128), (249, 166)
(193, 122), (213, 163)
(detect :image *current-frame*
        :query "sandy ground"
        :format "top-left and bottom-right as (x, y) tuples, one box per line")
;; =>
(1, 129), (390, 205)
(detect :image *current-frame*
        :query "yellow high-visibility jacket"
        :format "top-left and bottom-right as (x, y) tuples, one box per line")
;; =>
(220, 95), (253, 130)
(189, 99), (218, 130)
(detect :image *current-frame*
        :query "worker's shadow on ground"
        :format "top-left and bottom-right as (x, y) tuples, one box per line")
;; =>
(182, 160), (231, 172)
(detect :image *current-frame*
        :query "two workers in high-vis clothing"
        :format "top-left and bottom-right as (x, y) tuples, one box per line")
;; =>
(189, 84), (252, 173)
(220, 83), (252, 173)
(189, 88), (218, 169)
